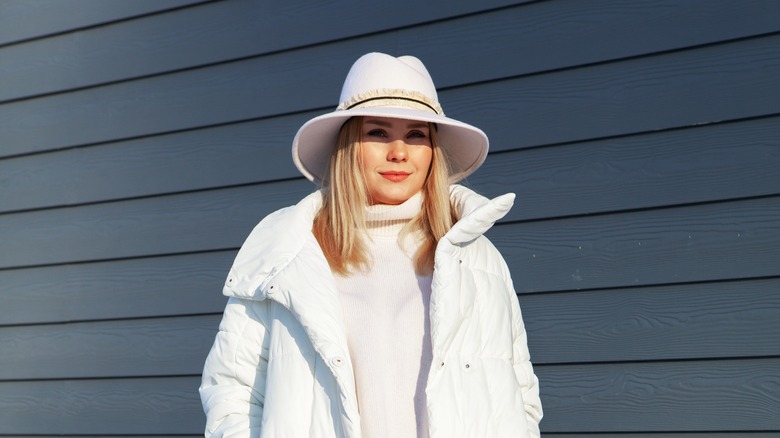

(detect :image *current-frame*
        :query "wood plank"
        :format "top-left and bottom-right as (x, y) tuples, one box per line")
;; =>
(450, 34), (780, 153)
(0, 179), (313, 269)
(3, 0), (778, 102)
(2, 436), (202, 438)
(2, 24), (780, 158)
(1, 182), (779, 294)
(0, 0), (528, 102)
(0, 111), (313, 213)
(390, 0), (780, 96)
(3, 111), (778, 219)
(522, 278), (780, 364)
(1, 360), (778, 434)
(478, 116), (780, 222)
(3, 277), (777, 379)
(546, 433), (780, 437)
(0, 376), (204, 435)
(0, 252), (233, 325)
(0, 0), (208, 45)
(0, 315), (219, 380)
(3, 436), (202, 438)
(537, 358), (780, 432)
(491, 196), (780, 293)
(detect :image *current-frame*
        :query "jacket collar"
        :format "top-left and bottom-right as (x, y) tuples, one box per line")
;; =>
(222, 185), (514, 300)
(446, 185), (515, 245)
(223, 190), (323, 300)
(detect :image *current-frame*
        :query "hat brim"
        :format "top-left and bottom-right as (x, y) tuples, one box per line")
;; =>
(292, 106), (489, 184)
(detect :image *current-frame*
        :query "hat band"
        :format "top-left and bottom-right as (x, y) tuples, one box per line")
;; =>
(337, 89), (444, 115)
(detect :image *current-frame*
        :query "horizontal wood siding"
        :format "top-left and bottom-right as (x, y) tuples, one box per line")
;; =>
(0, 361), (777, 434)
(0, 315), (220, 380)
(0, 0), (527, 102)
(4, 30), (780, 160)
(523, 278), (780, 363)
(3, 278), (777, 379)
(0, 0), (209, 45)
(4, 0), (780, 157)
(0, 252), (234, 325)
(537, 358), (780, 432)
(3, 114), (779, 215)
(0, 377), (204, 434)
(1, 0), (778, 435)
(545, 435), (780, 438)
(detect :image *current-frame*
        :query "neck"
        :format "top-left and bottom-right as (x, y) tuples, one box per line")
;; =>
(365, 192), (422, 238)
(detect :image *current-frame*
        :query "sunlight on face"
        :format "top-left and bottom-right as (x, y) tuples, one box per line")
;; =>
(359, 117), (433, 205)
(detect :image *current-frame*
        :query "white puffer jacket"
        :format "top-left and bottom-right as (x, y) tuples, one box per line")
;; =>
(200, 185), (542, 438)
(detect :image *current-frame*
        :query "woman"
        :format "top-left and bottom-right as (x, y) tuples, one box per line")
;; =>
(200, 52), (542, 438)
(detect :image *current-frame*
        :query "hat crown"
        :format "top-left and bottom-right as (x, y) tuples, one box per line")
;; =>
(337, 53), (442, 114)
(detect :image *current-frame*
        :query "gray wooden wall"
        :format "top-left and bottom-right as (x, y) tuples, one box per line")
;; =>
(1, 0), (779, 436)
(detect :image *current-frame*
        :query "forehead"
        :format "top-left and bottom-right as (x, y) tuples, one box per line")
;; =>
(363, 117), (429, 129)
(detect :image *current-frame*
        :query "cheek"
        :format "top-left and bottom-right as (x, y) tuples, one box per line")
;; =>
(359, 142), (382, 169)
(417, 148), (433, 171)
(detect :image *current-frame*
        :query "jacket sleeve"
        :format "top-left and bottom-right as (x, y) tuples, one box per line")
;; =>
(200, 297), (271, 437)
(502, 260), (543, 437)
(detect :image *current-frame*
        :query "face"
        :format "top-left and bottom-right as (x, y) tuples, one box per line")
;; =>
(359, 117), (433, 205)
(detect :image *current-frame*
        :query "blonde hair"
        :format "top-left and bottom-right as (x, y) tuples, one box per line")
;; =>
(312, 116), (456, 275)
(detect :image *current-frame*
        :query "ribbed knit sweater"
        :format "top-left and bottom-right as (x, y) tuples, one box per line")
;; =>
(335, 192), (433, 438)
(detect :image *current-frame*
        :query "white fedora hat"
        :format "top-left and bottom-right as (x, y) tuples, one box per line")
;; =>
(292, 52), (489, 184)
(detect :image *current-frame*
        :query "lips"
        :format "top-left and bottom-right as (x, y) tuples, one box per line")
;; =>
(379, 171), (411, 182)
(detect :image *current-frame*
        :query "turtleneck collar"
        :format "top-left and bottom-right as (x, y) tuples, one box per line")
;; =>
(365, 191), (422, 238)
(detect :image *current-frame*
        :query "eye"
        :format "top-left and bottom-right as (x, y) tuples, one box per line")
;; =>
(366, 129), (387, 138)
(407, 130), (427, 139)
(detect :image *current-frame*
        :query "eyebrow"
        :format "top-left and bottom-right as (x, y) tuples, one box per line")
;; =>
(364, 119), (429, 129)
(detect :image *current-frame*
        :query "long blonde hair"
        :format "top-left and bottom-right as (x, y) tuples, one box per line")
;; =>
(312, 116), (456, 275)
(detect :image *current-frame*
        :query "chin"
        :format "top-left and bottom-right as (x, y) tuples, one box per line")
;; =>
(372, 193), (413, 205)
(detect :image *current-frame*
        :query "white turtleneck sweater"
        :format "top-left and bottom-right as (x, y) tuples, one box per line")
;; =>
(335, 192), (433, 438)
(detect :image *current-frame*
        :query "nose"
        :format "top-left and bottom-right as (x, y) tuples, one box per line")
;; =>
(387, 140), (408, 162)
